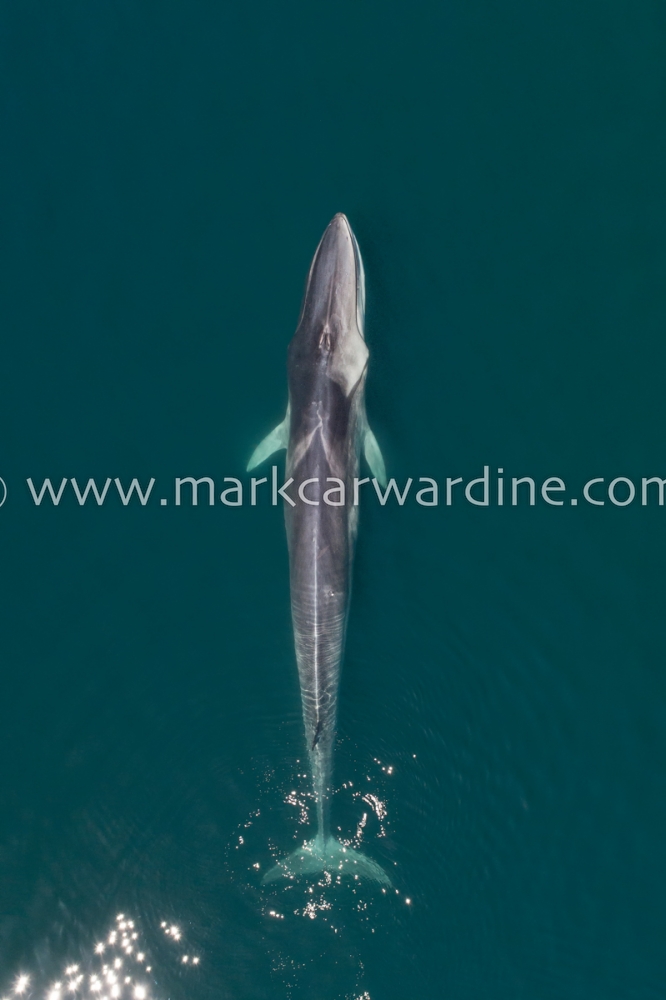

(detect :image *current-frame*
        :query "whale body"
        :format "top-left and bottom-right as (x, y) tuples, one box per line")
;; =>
(248, 214), (389, 884)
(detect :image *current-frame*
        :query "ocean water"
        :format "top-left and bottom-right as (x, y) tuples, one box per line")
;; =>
(1, 1), (666, 997)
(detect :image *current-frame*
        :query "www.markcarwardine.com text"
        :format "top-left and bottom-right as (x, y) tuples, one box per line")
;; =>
(11, 466), (666, 508)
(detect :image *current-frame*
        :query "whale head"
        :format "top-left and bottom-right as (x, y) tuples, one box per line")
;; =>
(290, 213), (369, 397)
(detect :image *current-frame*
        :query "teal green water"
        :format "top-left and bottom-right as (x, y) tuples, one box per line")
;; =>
(2, 1), (666, 996)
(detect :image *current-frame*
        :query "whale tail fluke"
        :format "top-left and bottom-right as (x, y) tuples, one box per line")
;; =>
(261, 835), (391, 886)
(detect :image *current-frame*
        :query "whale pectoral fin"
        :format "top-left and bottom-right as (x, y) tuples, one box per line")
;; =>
(363, 426), (387, 487)
(247, 405), (290, 471)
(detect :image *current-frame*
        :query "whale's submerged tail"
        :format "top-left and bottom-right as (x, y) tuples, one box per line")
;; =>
(261, 834), (391, 885)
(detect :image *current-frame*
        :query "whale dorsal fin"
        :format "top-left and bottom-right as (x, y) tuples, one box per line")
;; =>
(247, 404), (290, 471)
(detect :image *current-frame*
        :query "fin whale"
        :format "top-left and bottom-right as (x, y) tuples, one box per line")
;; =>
(248, 214), (390, 885)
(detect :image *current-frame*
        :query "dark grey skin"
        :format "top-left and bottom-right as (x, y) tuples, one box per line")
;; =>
(286, 216), (367, 833)
(248, 214), (389, 882)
